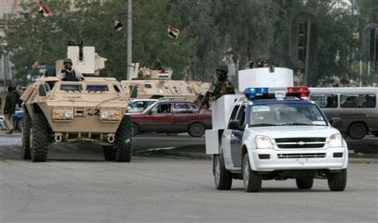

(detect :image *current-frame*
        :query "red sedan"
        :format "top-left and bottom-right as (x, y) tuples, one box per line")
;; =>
(128, 100), (212, 137)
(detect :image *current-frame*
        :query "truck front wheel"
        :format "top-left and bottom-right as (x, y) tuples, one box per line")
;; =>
(243, 154), (262, 192)
(31, 113), (48, 162)
(296, 178), (314, 189)
(114, 115), (133, 162)
(22, 111), (31, 159)
(328, 169), (347, 191)
(213, 155), (232, 190)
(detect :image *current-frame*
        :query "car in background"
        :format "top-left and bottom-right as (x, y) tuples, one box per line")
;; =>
(126, 99), (158, 113)
(13, 108), (24, 132)
(0, 115), (5, 131)
(129, 99), (212, 137)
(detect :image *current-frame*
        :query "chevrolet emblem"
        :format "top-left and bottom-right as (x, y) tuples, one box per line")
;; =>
(297, 141), (306, 146)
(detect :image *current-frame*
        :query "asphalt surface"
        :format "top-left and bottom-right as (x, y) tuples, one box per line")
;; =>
(1, 131), (377, 163)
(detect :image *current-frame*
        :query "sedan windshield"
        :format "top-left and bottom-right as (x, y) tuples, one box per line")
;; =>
(249, 103), (327, 126)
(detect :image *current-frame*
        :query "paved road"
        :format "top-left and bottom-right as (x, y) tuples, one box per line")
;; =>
(1, 152), (377, 222)
(0, 133), (377, 222)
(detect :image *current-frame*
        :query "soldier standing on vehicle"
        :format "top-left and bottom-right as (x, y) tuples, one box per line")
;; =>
(58, 58), (84, 81)
(212, 64), (235, 100)
(3, 86), (17, 134)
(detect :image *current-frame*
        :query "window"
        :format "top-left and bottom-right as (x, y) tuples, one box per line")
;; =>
(174, 103), (192, 113)
(60, 85), (82, 92)
(87, 85), (108, 92)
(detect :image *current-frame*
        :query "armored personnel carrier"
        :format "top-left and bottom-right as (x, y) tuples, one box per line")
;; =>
(20, 44), (132, 162)
(120, 66), (211, 102)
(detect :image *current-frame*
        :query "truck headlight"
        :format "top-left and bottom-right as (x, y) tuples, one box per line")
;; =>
(329, 133), (343, 148)
(52, 108), (74, 120)
(255, 135), (274, 149)
(100, 109), (122, 120)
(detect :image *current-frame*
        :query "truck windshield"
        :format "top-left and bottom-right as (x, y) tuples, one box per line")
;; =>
(249, 103), (327, 126)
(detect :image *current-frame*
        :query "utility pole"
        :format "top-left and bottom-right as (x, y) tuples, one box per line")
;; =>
(127, 0), (132, 80)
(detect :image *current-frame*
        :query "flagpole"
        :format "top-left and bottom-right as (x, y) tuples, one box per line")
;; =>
(127, 0), (132, 80)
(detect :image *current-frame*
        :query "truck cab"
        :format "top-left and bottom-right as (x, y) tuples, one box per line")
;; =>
(206, 67), (348, 192)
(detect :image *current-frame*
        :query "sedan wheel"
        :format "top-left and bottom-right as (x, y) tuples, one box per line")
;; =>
(188, 122), (205, 137)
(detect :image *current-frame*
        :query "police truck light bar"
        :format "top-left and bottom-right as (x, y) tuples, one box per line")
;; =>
(286, 86), (310, 98)
(244, 87), (269, 99)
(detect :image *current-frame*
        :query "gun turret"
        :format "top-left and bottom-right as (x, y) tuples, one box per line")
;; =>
(55, 44), (107, 76)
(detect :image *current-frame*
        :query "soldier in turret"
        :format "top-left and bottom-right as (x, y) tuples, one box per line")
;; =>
(58, 58), (84, 81)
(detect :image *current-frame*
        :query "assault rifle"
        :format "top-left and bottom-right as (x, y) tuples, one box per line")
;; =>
(197, 82), (220, 114)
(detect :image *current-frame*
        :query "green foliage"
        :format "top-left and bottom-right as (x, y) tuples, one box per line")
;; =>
(4, 0), (378, 86)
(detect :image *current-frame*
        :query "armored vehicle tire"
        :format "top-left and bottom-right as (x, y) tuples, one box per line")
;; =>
(243, 154), (262, 192)
(328, 169), (347, 191)
(31, 113), (48, 162)
(114, 115), (133, 162)
(22, 111), (31, 159)
(213, 155), (232, 190)
(103, 146), (116, 161)
(188, 122), (205, 137)
(132, 122), (139, 137)
(347, 122), (367, 139)
(296, 178), (314, 189)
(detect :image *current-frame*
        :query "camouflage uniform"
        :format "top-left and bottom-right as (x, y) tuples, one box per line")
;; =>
(212, 64), (235, 100)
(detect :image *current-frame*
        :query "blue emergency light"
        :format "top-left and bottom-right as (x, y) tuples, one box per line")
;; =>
(244, 87), (269, 99)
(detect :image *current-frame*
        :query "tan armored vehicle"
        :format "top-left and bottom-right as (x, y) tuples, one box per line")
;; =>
(20, 45), (132, 162)
(120, 66), (211, 102)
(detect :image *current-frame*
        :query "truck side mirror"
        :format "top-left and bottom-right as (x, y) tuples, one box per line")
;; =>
(228, 120), (243, 130)
(329, 117), (342, 128)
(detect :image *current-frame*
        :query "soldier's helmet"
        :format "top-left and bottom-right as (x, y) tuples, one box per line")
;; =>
(63, 58), (73, 65)
(216, 64), (228, 81)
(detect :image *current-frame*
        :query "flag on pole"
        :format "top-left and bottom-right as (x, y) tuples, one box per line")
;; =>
(167, 25), (180, 38)
(113, 16), (123, 31)
(38, 3), (52, 17)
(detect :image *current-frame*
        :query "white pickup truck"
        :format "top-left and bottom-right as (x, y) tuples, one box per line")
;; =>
(206, 67), (348, 192)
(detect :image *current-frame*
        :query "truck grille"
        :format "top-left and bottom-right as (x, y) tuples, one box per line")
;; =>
(275, 137), (326, 149)
(277, 153), (326, 159)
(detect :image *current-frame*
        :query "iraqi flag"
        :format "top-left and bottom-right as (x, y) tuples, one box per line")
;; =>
(167, 25), (180, 38)
(114, 19), (123, 31)
(39, 3), (52, 17)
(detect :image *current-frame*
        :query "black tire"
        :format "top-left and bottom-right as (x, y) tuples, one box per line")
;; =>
(328, 169), (347, 191)
(188, 122), (205, 137)
(132, 122), (139, 137)
(31, 113), (48, 162)
(372, 131), (378, 137)
(296, 178), (314, 189)
(243, 154), (262, 192)
(347, 122), (367, 139)
(213, 155), (232, 190)
(103, 146), (116, 161)
(22, 112), (31, 159)
(114, 115), (133, 162)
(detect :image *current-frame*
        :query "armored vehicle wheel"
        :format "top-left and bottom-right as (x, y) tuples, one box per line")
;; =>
(328, 169), (347, 191)
(103, 146), (116, 161)
(347, 122), (367, 139)
(213, 155), (232, 190)
(296, 178), (314, 189)
(22, 111), (31, 159)
(31, 113), (48, 162)
(188, 122), (205, 137)
(114, 115), (133, 162)
(243, 154), (262, 192)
